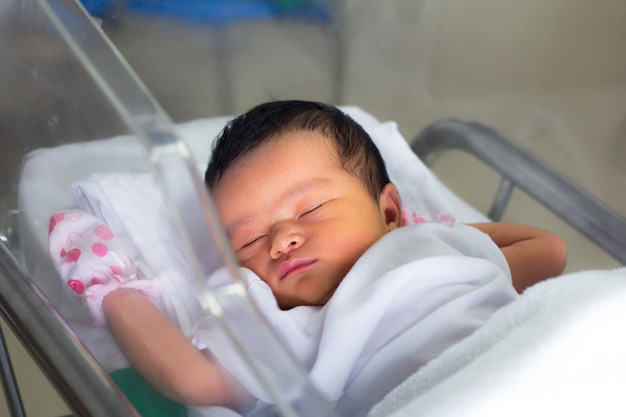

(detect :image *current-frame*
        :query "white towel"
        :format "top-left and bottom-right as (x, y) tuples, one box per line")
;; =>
(73, 173), (206, 337)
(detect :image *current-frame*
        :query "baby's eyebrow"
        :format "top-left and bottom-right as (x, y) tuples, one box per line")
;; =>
(281, 177), (330, 202)
(225, 216), (256, 240)
(225, 178), (331, 238)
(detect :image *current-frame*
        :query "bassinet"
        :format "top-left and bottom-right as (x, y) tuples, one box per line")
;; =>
(1, 1), (626, 417)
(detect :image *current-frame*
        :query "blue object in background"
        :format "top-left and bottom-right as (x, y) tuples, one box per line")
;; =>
(80, 0), (118, 18)
(77, 0), (341, 113)
(124, 0), (332, 24)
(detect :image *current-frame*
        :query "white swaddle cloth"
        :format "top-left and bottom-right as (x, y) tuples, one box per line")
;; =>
(197, 222), (518, 416)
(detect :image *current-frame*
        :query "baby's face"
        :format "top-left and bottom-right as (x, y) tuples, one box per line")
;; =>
(212, 131), (400, 309)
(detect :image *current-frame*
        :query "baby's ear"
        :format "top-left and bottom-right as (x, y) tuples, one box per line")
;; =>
(379, 183), (402, 230)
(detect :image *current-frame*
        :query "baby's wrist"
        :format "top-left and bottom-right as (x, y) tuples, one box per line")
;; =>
(92, 281), (162, 326)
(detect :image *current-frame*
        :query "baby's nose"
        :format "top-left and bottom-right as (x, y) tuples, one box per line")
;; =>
(270, 227), (304, 259)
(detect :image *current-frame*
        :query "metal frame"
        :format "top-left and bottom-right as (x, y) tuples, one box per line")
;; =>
(0, 244), (139, 417)
(411, 118), (626, 265)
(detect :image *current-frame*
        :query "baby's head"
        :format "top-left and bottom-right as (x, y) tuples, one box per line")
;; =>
(206, 100), (390, 200)
(206, 100), (402, 309)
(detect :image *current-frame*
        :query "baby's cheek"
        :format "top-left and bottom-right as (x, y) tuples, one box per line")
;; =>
(239, 255), (266, 281)
(331, 244), (367, 275)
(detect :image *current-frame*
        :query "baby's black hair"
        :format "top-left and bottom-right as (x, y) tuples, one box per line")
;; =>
(205, 100), (391, 199)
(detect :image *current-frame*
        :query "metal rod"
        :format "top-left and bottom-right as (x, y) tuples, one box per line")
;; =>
(0, 244), (140, 417)
(0, 323), (27, 417)
(488, 178), (515, 221)
(412, 118), (626, 264)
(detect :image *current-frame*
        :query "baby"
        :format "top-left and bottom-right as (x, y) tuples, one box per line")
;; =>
(204, 100), (566, 301)
(49, 100), (567, 415)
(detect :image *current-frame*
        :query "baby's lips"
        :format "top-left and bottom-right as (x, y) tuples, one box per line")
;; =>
(278, 258), (316, 280)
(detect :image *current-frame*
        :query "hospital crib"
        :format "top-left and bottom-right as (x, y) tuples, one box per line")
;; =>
(1, 1), (626, 417)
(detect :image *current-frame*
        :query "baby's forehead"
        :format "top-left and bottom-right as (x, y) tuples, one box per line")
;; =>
(213, 130), (355, 203)
(212, 129), (345, 192)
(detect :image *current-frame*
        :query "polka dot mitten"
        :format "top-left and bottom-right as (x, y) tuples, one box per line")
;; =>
(48, 209), (161, 325)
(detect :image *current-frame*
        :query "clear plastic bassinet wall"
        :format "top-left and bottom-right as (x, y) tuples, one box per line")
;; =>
(0, 1), (339, 416)
(1, 0), (626, 416)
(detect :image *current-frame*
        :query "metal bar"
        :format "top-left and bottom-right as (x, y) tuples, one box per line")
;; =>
(411, 118), (626, 265)
(0, 323), (26, 417)
(329, 0), (345, 105)
(0, 244), (140, 417)
(212, 25), (234, 115)
(488, 178), (515, 221)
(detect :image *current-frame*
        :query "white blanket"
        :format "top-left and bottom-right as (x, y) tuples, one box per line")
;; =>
(369, 267), (626, 417)
(197, 223), (517, 416)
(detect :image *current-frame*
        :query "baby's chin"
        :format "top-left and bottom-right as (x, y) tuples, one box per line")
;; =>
(275, 284), (338, 311)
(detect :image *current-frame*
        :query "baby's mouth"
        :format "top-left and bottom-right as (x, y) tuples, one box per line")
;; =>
(278, 258), (316, 280)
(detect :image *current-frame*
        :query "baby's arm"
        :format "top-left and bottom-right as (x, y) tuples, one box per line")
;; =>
(469, 222), (567, 292)
(49, 210), (251, 407)
(102, 288), (250, 407)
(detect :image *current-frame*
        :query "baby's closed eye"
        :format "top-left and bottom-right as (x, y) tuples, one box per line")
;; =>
(238, 234), (267, 251)
(298, 201), (328, 219)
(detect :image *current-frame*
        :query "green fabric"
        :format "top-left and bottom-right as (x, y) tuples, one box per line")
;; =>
(110, 367), (188, 417)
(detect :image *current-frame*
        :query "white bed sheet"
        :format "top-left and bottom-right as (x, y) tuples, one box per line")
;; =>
(370, 267), (626, 417)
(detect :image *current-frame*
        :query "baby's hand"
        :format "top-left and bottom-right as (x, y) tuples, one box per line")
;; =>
(48, 210), (161, 325)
